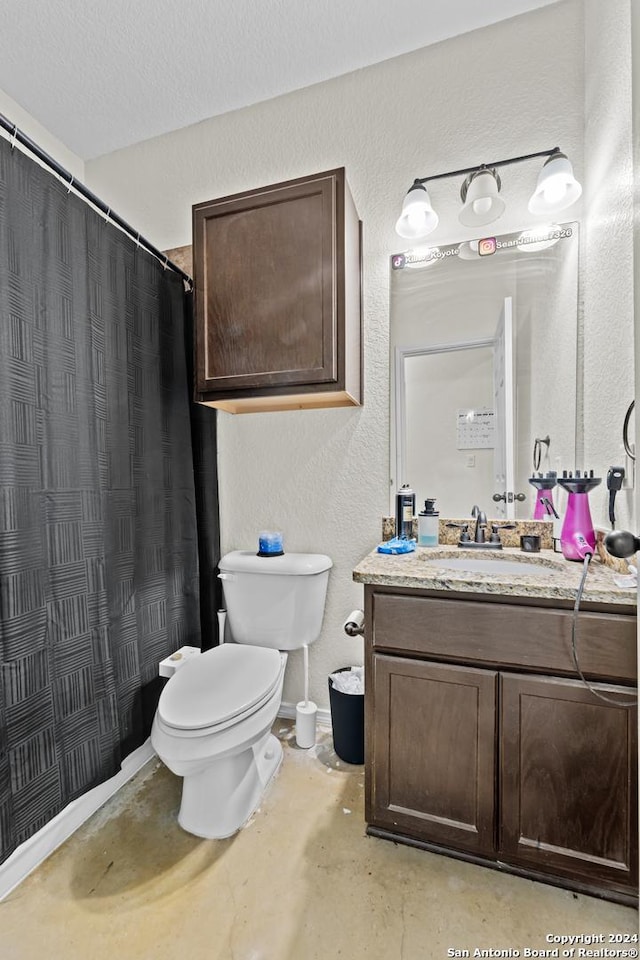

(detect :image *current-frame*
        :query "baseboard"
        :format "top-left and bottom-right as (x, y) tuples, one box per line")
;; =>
(1, 706), (331, 900)
(277, 700), (332, 727)
(0, 738), (155, 902)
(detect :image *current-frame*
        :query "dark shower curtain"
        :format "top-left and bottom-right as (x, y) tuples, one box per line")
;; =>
(0, 136), (219, 865)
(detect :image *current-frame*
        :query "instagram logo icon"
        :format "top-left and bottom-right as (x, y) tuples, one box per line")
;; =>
(478, 237), (497, 256)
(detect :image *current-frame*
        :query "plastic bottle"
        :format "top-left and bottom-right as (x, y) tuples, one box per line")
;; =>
(418, 499), (439, 547)
(395, 484), (415, 540)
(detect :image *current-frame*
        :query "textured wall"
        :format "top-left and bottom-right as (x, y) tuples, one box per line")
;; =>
(582, 0), (635, 531)
(84, 1), (602, 709)
(0, 88), (85, 180)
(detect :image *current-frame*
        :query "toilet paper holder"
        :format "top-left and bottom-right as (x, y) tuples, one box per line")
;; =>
(344, 609), (365, 637)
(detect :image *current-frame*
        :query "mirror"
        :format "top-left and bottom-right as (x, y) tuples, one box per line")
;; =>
(390, 223), (579, 520)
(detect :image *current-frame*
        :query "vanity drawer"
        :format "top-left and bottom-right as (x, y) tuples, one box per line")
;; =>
(370, 591), (637, 683)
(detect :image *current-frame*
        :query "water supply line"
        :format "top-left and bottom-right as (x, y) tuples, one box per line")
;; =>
(217, 609), (227, 644)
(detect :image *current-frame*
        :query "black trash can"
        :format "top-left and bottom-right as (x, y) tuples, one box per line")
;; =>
(328, 667), (365, 764)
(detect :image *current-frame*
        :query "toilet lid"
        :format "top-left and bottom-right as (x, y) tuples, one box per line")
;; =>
(158, 644), (284, 731)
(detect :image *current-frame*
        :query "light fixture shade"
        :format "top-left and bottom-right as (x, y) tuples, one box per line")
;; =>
(457, 240), (480, 260)
(528, 152), (582, 215)
(395, 183), (439, 239)
(458, 169), (506, 227)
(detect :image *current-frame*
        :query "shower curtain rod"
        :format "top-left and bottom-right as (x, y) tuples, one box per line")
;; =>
(0, 111), (193, 289)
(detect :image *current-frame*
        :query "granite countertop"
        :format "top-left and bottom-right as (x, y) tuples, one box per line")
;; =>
(353, 545), (637, 607)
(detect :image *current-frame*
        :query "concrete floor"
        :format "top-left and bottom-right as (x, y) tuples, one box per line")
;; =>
(2, 722), (637, 959)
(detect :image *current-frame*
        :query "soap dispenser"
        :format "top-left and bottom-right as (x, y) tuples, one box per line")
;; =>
(418, 499), (439, 547)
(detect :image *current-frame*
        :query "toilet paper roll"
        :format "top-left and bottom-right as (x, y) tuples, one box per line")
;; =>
(343, 609), (365, 636)
(295, 701), (318, 749)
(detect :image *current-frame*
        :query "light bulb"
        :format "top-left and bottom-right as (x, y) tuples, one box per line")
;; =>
(542, 178), (567, 205)
(408, 208), (426, 229)
(528, 152), (582, 215)
(472, 197), (492, 216)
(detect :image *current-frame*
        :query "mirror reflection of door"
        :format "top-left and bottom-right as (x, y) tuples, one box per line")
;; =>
(396, 296), (517, 520)
(398, 339), (495, 517)
(493, 296), (515, 519)
(389, 223), (579, 522)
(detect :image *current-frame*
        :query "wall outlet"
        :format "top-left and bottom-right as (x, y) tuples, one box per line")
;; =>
(622, 452), (635, 490)
(465, 455), (476, 468)
(159, 645), (201, 678)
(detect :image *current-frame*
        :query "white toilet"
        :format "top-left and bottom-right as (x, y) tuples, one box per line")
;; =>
(151, 550), (332, 839)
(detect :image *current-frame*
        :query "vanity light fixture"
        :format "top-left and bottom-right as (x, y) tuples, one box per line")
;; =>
(396, 147), (581, 240)
(395, 182), (439, 239)
(405, 245), (441, 268)
(527, 151), (582, 215)
(458, 168), (505, 227)
(516, 224), (561, 252)
(456, 239), (480, 260)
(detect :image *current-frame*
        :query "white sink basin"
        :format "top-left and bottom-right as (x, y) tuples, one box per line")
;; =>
(423, 557), (553, 577)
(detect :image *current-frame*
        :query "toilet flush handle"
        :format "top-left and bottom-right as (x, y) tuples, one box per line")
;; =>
(217, 572), (236, 581)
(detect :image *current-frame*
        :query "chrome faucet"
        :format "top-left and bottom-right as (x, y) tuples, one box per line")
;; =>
(446, 506), (515, 549)
(470, 505), (488, 544)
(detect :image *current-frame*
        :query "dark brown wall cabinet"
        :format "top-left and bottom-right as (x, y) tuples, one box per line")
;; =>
(192, 168), (362, 413)
(365, 586), (638, 905)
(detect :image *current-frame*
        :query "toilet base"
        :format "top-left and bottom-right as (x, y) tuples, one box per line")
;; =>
(177, 732), (283, 839)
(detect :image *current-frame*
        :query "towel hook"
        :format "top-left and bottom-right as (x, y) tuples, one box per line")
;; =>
(623, 401), (635, 461)
(533, 435), (551, 471)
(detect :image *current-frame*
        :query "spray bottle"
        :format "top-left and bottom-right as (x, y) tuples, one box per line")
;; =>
(395, 484), (415, 540)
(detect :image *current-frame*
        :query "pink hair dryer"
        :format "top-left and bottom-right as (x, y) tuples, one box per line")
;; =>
(557, 471), (601, 561)
(528, 472), (557, 520)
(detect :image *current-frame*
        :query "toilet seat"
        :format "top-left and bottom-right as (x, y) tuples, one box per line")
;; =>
(157, 644), (284, 733)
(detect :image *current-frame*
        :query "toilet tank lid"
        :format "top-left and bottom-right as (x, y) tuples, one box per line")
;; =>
(219, 551), (332, 576)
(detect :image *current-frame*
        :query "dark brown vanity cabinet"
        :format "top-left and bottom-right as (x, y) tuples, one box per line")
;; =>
(371, 655), (497, 856)
(364, 586), (638, 904)
(192, 168), (362, 413)
(500, 672), (637, 890)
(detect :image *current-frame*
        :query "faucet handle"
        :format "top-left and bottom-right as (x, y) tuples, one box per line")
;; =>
(489, 522), (516, 545)
(446, 522), (471, 543)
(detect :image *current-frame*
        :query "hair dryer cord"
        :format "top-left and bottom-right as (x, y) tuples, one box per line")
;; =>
(571, 554), (637, 707)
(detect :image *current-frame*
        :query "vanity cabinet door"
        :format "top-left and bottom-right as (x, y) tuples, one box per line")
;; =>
(369, 654), (497, 855)
(500, 672), (638, 895)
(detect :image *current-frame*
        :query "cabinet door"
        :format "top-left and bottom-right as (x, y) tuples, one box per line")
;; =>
(192, 165), (365, 418)
(369, 655), (497, 855)
(500, 672), (638, 894)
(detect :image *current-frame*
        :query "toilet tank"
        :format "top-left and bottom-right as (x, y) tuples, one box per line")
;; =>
(218, 551), (332, 651)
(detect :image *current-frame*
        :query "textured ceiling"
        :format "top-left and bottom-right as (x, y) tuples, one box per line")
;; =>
(0, 0), (559, 160)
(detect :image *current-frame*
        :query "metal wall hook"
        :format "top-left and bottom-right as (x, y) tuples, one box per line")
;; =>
(533, 435), (551, 471)
(623, 401), (635, 461)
